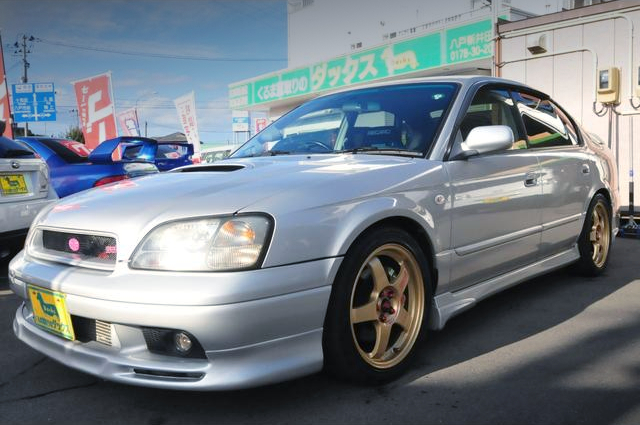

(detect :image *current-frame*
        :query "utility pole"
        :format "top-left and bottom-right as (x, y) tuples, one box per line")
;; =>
(14, 34), (35, 136)
(135, 91), (157, 137)
(70, 108), (80, 127)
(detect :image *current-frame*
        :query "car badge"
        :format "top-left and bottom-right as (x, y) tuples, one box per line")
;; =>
(10, 160), (20, 169)
(68, 238), (80, 252)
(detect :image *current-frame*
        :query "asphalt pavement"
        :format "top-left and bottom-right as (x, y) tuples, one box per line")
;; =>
(0, 238), (639, 425)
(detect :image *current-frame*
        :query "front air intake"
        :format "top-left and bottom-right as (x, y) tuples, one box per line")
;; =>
(133, 369), (204, 380)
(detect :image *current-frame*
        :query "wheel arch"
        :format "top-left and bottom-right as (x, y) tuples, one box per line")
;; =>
(593, 187), (618, 240)
(340, 215), (439, 294)
(582, 187), (615, 234)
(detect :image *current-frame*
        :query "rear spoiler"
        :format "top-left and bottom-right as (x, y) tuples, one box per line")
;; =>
(89, 136), (158, 164)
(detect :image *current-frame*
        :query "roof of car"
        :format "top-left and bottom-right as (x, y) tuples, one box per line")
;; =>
(320, 75), (541, 99)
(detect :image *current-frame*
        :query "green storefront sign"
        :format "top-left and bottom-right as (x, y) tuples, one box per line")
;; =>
(230, 17), (496, 109)
(445, 19), (493, 64)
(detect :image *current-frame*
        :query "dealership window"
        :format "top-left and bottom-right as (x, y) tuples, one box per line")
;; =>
(458, 87), (527, 150)
(512, 92), (578, 148)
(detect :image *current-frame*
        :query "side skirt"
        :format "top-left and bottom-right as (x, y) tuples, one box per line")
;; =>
(429, 246), (580, 330)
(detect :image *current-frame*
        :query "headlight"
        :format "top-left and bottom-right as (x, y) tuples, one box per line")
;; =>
(130, 215), (272, 271)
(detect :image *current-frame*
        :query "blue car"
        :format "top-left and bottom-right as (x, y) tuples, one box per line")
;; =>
(18, 136), (159, 197)
(124, 141), (194, 171)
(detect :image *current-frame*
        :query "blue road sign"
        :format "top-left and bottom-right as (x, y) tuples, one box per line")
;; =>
(12, 82), (57, 122)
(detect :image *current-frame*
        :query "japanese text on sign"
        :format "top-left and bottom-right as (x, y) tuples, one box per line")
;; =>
(230, 17), (499, 109)
(11, 82), (57, 122)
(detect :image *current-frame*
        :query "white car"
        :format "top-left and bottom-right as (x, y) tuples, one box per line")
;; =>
(8, 77), (619, 390)
(0, 125), (58, 259)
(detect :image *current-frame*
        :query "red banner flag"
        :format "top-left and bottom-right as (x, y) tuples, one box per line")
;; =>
(71, 72), (117, 149)
(0, 32), (13, 138)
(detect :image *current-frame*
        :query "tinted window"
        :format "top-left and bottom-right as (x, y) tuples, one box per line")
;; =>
(0, 136), (36, 158)
(39, 138), (90, 163)
(459, 88), (526, 149)
(157, 144), (188, 159)
(552, 102), (579, 145)
(157, 145), (177, 159)
(513, 92), (578, 148)
(124, 145), (141, 159)
(232, 83), (457, 157)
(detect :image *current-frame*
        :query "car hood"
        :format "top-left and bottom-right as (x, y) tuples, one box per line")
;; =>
(34, 154), (439, 256)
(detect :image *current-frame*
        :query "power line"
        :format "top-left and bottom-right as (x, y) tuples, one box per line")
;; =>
(150, 122), (233, 133)
(37, 37), (287, 63)
(115, 100), (230, 108)
(56, 104), (231, 110)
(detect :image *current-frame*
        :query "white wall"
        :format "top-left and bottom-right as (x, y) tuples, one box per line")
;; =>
(287, 0), (561, 68)
(500, 7), (640, 208)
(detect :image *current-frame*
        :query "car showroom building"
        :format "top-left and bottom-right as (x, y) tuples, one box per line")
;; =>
(229, 0), (640, 213)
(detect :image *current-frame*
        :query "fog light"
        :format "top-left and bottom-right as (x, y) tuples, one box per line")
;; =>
(174, 332), (192, 353)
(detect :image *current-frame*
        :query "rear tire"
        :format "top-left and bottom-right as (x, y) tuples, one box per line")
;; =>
(574, 194), (611, 276)
(323, 227), (432, 385)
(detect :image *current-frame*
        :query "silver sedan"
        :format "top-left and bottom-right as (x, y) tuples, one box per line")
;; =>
(9, 76), (619, 390)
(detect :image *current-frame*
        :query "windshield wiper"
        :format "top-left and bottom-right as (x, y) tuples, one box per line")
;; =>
(253, 149), (291, 157)
(266, 149), (292, 156)
(338, 147), (422, 157)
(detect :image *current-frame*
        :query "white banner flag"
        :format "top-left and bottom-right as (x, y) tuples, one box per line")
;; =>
(116, 108), (140, 137)
(174, 91), (200, 154)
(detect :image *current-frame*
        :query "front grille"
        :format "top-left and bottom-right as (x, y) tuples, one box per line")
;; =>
(42, 230), (117, 261)
(30, 229), (117, 270)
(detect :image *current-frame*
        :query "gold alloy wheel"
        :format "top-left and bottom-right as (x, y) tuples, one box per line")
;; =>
(590, 201), (610, 268)
(349, 244), (425, 369)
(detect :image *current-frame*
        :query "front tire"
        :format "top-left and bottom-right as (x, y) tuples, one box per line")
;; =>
(575, 194), (611, 276)
(323, 227), (432, 384)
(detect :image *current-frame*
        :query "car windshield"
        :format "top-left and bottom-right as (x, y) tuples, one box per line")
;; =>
(232, 83), (457, 158)
(157, 144), (188, 159)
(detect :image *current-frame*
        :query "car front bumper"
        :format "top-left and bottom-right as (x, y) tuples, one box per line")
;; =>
(9, 252), (341, 390)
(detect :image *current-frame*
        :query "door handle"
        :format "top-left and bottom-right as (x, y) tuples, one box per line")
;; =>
(582, 164), (591, 174)
(524, 172), (538, 187)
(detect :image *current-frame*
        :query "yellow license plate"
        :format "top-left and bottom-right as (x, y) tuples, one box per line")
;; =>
(1, 174), (29, 195)
(27, 285), (75, 341)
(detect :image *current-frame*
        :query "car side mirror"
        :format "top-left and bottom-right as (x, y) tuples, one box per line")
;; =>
(0, 120), (5, 135)
(450, 125), (514, 160)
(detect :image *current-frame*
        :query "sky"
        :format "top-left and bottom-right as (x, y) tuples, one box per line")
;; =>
(0, 0), (288, 144)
